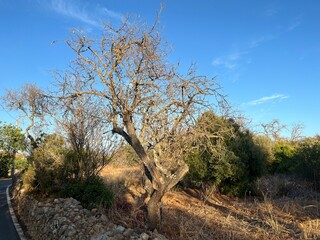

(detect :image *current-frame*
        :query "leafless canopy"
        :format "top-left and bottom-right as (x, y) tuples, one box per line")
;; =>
(55, 16), (227, 228)
(56, 94), (121, 180)
(2, 83), (51, 154)
(3, 84), (47, 135)
(261, 119), (287, 142)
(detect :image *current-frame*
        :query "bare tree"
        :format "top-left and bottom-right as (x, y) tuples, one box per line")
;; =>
(2, 84), (48, 150)
(290, 123), (304, 142)
(55, 16), (227, 229)
(261, 119), (286, 142)
(56, 94), (120, 180)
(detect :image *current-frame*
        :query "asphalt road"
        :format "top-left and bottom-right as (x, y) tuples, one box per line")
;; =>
(0, 178), (20, 240)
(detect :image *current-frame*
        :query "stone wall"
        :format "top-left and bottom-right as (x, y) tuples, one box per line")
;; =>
(12, 181), (167, 240)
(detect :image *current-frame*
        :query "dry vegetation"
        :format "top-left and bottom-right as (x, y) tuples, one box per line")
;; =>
(100, 164), (320, 240)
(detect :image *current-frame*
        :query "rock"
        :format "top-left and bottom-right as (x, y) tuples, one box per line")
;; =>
(95, 234), (107, 240)
(115, 225), (126, 233)
(123, 228), (134, 237)
(104, 230), (114, 237)
(140, 232), (149, 240)
(13, 191), (169, 240)
(66, 227), (77, 237)
(113, 233), (125, 240)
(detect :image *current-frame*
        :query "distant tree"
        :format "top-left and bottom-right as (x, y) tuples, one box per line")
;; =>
(258, 120), (304, 173)
(261, 119), (286, 142)
(0, 152), (14, 177)
(290, 123), (304, 142)
(0, 122), (26, 177)
(2, 84), (48, 151)
(54, 16), (227, 228)
(0, 122), (26, 156)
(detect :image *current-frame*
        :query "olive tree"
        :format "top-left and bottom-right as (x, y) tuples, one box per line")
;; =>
(54, 17), (226, 229)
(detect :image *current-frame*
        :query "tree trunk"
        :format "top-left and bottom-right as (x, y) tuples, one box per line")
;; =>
(113, 117), (190, 229)
(147, 187), (165, 230)
(146, 162), (189, 230)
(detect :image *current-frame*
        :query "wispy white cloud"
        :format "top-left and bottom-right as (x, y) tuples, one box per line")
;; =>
(51, 0), (99, 26)
(288, 19), (301, 32)
(47, 0), (124, 27)
(246, 94), (289, 106)
(102, 8), (124, 21)
(212, 34), (276, 71)
(212, 51), (248, 70)
(265, 5), (279, 17)
(249, 35), (276, 48)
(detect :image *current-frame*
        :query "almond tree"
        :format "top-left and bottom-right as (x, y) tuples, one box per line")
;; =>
(3, 84), (47, 150)
(3, 83), (119, 181)
(55, 16), (227, 229)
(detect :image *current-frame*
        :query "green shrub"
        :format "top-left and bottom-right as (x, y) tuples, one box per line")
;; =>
(253, 135), (275, 172)
(184, 112), (268, 196)
(14, 156), (29, 170)
(35, 168), (62, 194)
(21, 166), (36, 192)
(292, 136), (320, 187)
(0, 152), (14, 177)
(271, 141), (296, 173)
(62, 176), (114, 209)
(26, 134), (67, 194)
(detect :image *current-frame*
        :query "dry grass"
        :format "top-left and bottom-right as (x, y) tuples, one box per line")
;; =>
(299, 219), (320, 239)
(100, 166), (320, 240)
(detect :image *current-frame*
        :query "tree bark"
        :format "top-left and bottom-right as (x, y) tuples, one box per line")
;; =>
(146, 162), (189, 230)
(147, 187), (165, 230)
(114, 114), (190, 229)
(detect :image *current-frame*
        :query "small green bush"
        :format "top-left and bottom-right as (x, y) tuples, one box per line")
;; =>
(14, 156), (29, 170)
(270, 141), (296, 174)
(62, 176), (114, 209)
(292, 137), (320, 187)
(0, 152), (14, 177)
(34, 168), (60, 194)
(21, 166), (36, 192)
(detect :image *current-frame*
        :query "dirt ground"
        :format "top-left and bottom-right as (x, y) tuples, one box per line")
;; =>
(100, 165), (320, 240)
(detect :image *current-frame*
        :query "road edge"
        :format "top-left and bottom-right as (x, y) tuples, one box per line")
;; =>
(6, 184), (27, 240)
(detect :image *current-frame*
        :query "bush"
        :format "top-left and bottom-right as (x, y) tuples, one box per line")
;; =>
(292, 136), (320, 187)
(271, 141), (296, 173)
(21, 166), (36, 192)
(255, 174), (319, 199)
(25, 134), (67, 194)
(62, 176), (114, 209)
(253, 135), (274, 172)
(0, 152), (14, 177)
(14, 156), (29, 170)
(184, 112), (268, 196)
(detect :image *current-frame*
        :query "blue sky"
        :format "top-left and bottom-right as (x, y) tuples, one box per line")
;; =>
(0, 0), (319, 137)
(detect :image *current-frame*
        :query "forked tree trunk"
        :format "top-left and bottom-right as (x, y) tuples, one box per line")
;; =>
(147, 187), (165, 230)
(113, 118), (189, 229)
(145, 162), (189, 230)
